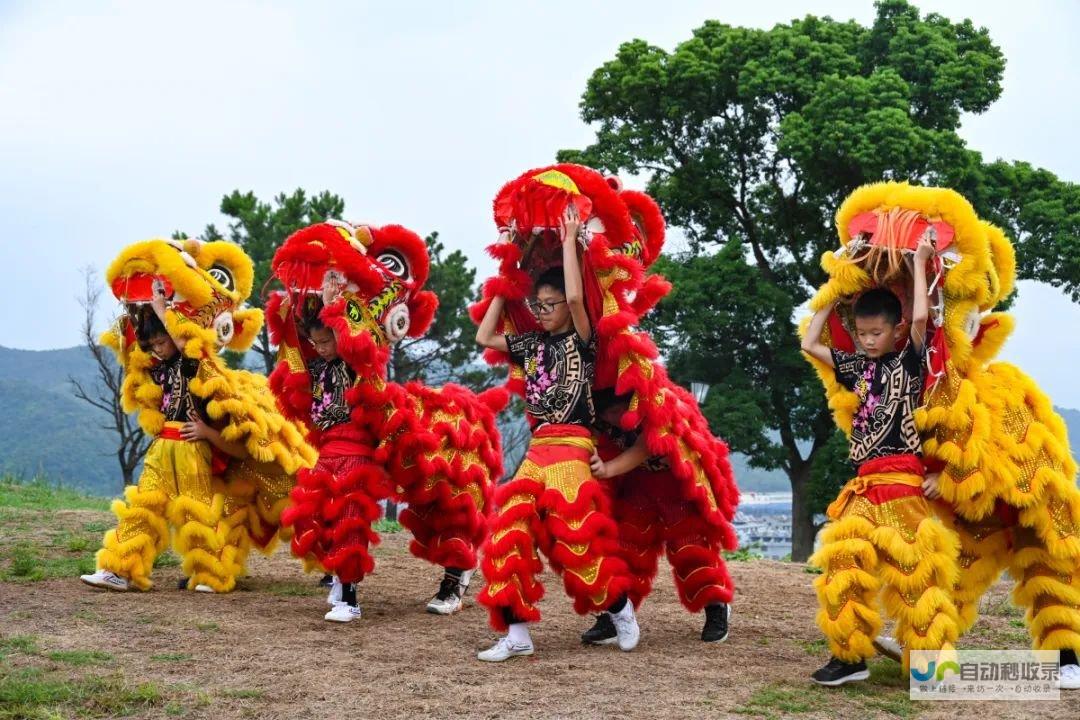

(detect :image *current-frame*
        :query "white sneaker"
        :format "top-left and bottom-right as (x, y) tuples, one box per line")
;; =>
(326, 576), (342, 606)
(872, 635), (902, 662)
(324, 601), (361, 623)
(611, 603), (640, 652)
(194, 584), (214, 593)
(477, 637), (534, 662)
(79, 570), (129, 592)
(1059, 663), (1080, 690)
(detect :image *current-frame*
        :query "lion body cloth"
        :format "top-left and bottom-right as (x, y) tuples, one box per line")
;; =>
(470, 164), (740, 628)
(805, 182), (1080, 659)
(94, 238), (315, 592)
(267, 221), (504, 587)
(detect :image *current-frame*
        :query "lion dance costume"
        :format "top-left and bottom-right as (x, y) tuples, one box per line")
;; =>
(93, 238), (316, 592)
(470, 164), (740, 630)
(267, 220), (504, 594)
(805, 182), (1080, 666)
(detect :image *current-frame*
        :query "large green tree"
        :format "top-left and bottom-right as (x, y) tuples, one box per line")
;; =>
(208, 190), (346, 374)
(560, 0), (1077, 560)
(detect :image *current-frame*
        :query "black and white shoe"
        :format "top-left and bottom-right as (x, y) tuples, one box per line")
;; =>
(701, 603), (730, 643)
(426, 575), (463, 615)
(811, 657), (870, 686)
(581, 613), (617, 645)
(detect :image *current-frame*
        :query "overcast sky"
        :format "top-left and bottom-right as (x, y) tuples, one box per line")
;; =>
(1, 0), (1077, 405)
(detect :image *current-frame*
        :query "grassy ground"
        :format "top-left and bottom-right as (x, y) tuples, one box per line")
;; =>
(0, 477), (1073, 719)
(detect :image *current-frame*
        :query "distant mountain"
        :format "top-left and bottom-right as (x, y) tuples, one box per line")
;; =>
(0, 345), (1077, 497)
(0, 346), (120, 494)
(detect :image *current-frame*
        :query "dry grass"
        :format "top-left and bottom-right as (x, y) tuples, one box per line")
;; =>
(1, 497), (1075, 719)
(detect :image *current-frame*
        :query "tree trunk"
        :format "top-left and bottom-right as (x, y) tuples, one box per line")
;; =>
(384, 498), (399, 522)
(789, 464), (818, 562)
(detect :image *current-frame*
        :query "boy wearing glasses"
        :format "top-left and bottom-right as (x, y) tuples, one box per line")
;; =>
(474, 206), (638, 662)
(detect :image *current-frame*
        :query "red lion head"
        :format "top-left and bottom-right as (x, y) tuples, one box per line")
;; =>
(271, 220), (437, 355)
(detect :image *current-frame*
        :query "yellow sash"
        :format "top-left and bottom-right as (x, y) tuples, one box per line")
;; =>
(826, 471), (923, 521)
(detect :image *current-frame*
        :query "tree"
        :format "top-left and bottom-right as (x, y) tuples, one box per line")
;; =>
(69, 267), (151, 488)
(387, 232), (484, 387)
(557, 0), (1079, 560)
(209, 190), (346, 373)
(959, 160), (1080, 302)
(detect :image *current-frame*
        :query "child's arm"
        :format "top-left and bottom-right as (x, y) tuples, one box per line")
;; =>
(180, 411), (247, 459)
(800, 301), (837, 367)
(150, 280), (187, 352)
(475, 295), (509, 352)
(561, 205), (592, 344)
(590, 435), (649, 479)
(910, 236), (933, 353)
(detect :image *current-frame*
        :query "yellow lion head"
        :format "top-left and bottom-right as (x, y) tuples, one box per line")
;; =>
(805, 182), (1017, 433)
(103, 238), (262, 356)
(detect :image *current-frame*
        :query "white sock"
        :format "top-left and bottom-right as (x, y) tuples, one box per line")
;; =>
(613, 602), (635, 620)
(507, 622), (532, 646)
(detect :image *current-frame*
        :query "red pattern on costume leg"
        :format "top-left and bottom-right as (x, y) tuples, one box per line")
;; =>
(665, 516), (733, 611)
(322, 456), (392, 583)
(386, 381), (500, 572)
(478, 475), (545, 631)
(607, 479), (663, 609)
(526, 426), (633, 616)
(281, 465), (333, 567)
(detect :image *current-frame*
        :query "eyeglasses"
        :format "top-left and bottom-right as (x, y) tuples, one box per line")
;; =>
(528, 300), (567, 315)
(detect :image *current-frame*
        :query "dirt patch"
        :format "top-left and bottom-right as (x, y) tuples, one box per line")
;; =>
(1, 523), (1074, 719)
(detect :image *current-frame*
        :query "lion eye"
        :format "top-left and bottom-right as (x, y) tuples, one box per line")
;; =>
(208, 265), (234, 291)
(377, 251), (409, 280)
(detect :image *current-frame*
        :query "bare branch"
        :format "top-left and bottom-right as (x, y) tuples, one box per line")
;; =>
(69, 266), (149, 489)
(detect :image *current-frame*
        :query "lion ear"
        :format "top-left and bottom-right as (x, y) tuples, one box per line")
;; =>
(605, 175), (624, 192)
(407, 291), (438, 338)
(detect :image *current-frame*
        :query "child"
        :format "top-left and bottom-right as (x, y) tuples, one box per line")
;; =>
(303, 316), (367, 622)
(81, 281), (246, 592)
(800, 236), (961, 685)
(474, 205), (638, 662)
(585, 389), (732, 644)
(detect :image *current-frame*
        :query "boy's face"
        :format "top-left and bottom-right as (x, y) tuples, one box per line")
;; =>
(308, 326), (339, 361)
(148, 333), (178, 360)
(854, 314), (903, 359)
(533, 285), (571, 333)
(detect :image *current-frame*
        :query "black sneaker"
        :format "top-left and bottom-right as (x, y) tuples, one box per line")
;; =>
(177, 577), (190, 590)
(701, 603), (731, 643)
(318, 573), (334, 588)
(811, 657), (870, 686)
(581, 613), (617, 645)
